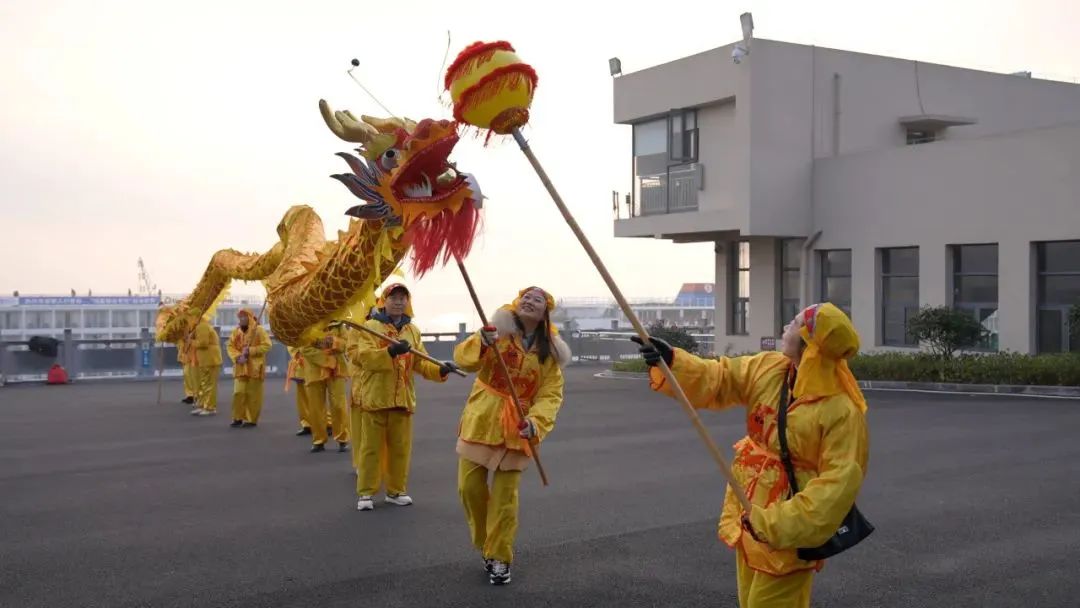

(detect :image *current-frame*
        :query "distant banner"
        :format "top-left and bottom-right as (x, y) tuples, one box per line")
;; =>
(15, 296), (162, 306)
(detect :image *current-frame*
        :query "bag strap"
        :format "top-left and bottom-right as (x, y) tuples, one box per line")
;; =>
(777, 367), (801, 496)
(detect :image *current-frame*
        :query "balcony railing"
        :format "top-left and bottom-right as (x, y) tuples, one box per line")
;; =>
(633, 163), (702, 217)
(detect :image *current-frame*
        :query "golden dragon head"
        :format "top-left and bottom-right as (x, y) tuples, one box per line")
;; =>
(319, 100), (483, 276)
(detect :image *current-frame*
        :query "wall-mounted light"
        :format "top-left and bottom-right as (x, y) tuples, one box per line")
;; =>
(609, 57), (622, 77)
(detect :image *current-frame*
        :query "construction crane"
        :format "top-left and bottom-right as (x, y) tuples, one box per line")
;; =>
(137, 258), (158, 297)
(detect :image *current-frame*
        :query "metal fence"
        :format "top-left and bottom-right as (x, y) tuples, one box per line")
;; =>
(0, 326), (635, 385)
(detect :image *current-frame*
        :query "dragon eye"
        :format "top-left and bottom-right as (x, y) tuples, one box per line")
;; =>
(380, 148), (399, 170)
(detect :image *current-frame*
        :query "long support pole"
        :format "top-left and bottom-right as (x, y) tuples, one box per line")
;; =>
(326, 320), (467, 377)
(455, 258), (549, 486)
(511, 127), (752, 513)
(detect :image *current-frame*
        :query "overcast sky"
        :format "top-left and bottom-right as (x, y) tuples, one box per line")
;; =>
(2, 0), (1078, 330)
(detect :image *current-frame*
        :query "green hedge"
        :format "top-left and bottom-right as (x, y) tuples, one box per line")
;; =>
(611, 352), (1080, 386)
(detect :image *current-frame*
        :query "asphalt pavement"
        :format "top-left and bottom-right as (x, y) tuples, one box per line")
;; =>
(1, 368), (1078, 607)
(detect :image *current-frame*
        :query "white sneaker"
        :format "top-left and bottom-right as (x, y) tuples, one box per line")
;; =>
(189, 408), (203, 415)
(197, 410), (217, 416)
(357, 496), (374, 511)
(385, 494), (413, 506)
(489, 560), (511, 585)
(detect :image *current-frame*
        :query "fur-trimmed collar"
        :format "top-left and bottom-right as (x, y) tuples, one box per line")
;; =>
(491, 307), (572, 368)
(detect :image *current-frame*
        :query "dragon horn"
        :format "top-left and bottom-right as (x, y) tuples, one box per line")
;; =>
(319, 99), (378, 144)
(361, 115), (418, 134)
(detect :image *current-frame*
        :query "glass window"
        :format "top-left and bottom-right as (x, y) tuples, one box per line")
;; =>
(633, 119), (667, 156)
(1, 311), (21, 330)
(26, 311), (52, 330)
(952, 244), (998, 350)
(881, 247), (919, 346)
(139, 310), (155, 329)
(1038, 241), (1080, 273)
(954, 244), (998, 274)
(778, 239), (802, 332)
(85, 311), (110, 328)
(730, 241), (750, 335)
(59, 311), (81, 329)
(820, 250), (852, 317)
(1036, 240), (1080, 352)
(113, 311), (136, 327)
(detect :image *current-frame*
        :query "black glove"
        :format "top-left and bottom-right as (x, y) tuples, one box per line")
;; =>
(438, 361), (459, 377)
(629, 336), (674, 367)
(387, 340), (411, 357)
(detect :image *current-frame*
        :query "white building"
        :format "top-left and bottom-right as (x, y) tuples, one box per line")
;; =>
(611, 38), (1080, 354)
(0, 294), (268, 342)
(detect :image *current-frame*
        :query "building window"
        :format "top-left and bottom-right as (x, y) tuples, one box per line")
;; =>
(951, 244), (999, 350)
(113, 310), (136, 328)
(632, 110), (701, 216)
(139, 310), (156, 329)
(730, 241), (750, 335)
(26, 311), (53, 330)
(1036, 240), (1080, 353)
(85, 311), (110, 328)
(59, 311), (82, 329)
(906, 129), (936, 145)
(668, 109), (698, 163)
(778, 239), (802, 331)
(881, 247), (919, 346)
(1, 311), (22, 330)
(820, 250), (852, 318)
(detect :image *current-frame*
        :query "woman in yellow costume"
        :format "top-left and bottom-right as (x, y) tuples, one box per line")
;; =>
(452, 287), (571, 586)
(226, 308), (272, 428)
(189, 317), (223, 417)
(347, 283), (456, 510)
(299, 323), (350, 453)
(633, 302), (870, 608)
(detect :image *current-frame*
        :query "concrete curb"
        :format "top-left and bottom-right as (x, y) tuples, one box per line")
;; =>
(593, 370), (1080, 399)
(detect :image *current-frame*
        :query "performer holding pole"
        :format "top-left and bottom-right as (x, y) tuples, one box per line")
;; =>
(226, 305), (272, 428)
(451, 285), (570, 586)
(343, 283), (459, 510)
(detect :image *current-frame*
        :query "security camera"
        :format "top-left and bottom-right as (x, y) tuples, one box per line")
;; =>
(732, 43), (748, 64)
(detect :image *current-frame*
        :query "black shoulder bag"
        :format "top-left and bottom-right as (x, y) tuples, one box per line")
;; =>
(777, 378), (874, 561)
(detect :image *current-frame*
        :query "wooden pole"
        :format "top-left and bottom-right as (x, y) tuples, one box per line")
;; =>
(326, 320), (468, 377)
(455, 258), (549, 486)
(510, 127), (752, 513)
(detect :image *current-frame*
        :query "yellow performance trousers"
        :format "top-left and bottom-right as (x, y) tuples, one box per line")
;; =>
(356, 409), (412, 496)
(457, 458), (522, 564)
(293, 380), (310, 429)
(197, 366), (220, 412)
(304, 378), (347, 445)
(231, 377), (265, 423)
(182, 364), (197, 398)
(735, 546), (815, 608)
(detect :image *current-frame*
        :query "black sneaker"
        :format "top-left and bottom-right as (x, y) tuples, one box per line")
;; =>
(242, 422), (257, 428)
(182, 397), (195, 405)
(230, 420), (244, 428)
(296, 427), (312, 436)
(483, 558), (494, 573)
(337, 442), (348, 453)
(310, 443), (326, 453)
(489, 561), (511, 586)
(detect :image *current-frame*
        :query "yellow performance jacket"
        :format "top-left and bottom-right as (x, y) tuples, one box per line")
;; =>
(453, 328), (566, 452)
(649, 350), (869, 576)
(299, 325), (348, 384)
(192, 320), (222, 368)
(346, 317), (445, 412)
(226, 324), (272, 379)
